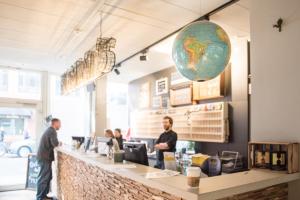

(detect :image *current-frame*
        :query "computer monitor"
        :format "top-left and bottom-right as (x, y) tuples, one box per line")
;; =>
(72, 136), (85, 146)
(84, 137), (91, 152)
(124, 142), (149, 166)
(97, 137), (112, 155)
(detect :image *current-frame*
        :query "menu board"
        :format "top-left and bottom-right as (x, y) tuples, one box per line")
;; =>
(26, 154), (40, 190)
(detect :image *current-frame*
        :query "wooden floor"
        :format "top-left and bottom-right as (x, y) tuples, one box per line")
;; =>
(0, 190), (36, 200)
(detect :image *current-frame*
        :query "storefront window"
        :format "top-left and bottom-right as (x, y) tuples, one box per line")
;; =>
(18, 71), (40, 94)
(107, 82), (129, 132)
(49, 75), (93, 144)
(0, 68), (41, 100)
(0, 107), (36, 189)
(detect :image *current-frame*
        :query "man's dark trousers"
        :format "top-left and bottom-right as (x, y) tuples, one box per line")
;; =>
(36, 160), (52, 200)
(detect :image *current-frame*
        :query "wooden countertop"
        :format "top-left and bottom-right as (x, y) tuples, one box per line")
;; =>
(56, 146), (300, 200)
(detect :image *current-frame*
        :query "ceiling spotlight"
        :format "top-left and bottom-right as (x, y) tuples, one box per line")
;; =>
(140, 49), (148, 61)
(140, 55), (148, 61)
(114, 68), (120, 75)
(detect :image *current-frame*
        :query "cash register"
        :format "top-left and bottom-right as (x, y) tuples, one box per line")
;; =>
(123, 142), (149, 166)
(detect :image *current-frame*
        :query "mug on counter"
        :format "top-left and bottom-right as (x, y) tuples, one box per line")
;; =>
(186, 167), (201, 188)
(114, 150), (125, 163)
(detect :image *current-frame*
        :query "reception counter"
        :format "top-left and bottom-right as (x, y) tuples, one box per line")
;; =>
(55, 147), (300, 200)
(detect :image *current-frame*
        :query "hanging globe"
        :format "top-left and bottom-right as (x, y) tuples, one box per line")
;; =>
(172, 21), (231, 81)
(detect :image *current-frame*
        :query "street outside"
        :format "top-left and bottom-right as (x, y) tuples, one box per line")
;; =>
(0, 154), (27, 190)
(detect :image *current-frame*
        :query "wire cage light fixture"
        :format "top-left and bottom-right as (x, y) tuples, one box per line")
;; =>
(61, 10), (116, 95)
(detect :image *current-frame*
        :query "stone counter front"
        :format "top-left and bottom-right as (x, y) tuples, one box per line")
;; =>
(55, 148), (300, 200)
(57, 151), (184, 200)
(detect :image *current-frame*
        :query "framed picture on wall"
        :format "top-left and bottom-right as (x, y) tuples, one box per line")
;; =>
(156, 77), (168, 95)
(161, 95), (169, 108)
(152, 96), (162, 108)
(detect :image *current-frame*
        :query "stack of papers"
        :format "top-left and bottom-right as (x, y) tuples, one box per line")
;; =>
(106, 164), (137, 169)
(145, 170), (180, 179)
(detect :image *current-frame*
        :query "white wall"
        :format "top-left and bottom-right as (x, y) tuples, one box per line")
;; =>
(251, 0), (300, 141)
(250, 0), (300, 199)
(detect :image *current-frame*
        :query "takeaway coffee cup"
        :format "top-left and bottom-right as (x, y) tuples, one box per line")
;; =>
(187, 167), (201, 188)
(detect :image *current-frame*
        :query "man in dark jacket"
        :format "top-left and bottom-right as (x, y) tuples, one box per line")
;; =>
(36, 118), (61, 200)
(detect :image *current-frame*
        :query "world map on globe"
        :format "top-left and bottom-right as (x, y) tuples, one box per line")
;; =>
(172, 21), (231, 81)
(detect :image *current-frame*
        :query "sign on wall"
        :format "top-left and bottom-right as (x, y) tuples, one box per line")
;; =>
(152, 96), (162, 108)
(155, 77), (168, 95)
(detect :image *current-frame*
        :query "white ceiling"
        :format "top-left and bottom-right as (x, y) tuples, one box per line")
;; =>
(0, 0), (231, 74)
(211, 0), (250, 38)
(108, 0), (250, 83)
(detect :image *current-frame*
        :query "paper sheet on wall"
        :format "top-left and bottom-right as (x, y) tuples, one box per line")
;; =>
(145, 170), (180, 179)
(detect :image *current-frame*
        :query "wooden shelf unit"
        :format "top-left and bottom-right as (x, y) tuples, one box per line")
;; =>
(248, 141), (299, 174)
(130, 102), (229, 143)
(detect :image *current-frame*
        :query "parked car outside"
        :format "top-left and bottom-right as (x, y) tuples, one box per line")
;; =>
(8, 139), (36, 157)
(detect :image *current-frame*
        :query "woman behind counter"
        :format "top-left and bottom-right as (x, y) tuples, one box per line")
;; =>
(105, 129), (120, 152)
(114, 128), (124, 150)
